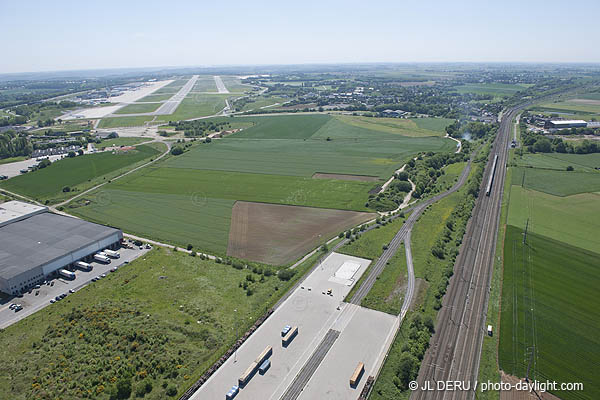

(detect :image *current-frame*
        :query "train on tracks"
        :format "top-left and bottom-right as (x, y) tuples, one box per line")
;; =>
(485, 154), (499, 196)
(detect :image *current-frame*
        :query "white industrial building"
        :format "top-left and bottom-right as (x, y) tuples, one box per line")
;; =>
(0, 201), (122, 295)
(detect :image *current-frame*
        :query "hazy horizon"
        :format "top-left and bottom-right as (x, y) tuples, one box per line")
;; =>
(1, 0), (599, 74)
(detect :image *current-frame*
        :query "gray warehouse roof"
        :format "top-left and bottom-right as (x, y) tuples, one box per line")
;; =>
(0, 212), (121, 280)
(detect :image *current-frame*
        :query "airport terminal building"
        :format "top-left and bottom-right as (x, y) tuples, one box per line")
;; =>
(0, 201), (122, 295)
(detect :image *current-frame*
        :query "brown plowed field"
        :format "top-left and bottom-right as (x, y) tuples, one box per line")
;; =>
(312, 172), (380, 182)
(227, 201), (375, 265)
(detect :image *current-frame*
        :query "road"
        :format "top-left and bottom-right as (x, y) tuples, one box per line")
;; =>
(350, 155), (473, 306)
(410, 105), (523, 400)
(54, 139), (171, 208)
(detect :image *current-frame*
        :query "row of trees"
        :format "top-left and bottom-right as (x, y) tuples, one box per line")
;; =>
(0, 131), (32, 158)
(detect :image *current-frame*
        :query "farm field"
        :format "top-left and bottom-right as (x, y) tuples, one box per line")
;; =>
(164, 120), (453, 179)
(507, 185), (600, 254)
(73, 113), (455, 260)
(529, 99), (600, 119)
(332, 115), (452, 137)
(514, 152), (600, 172)
(227, 201), (374, 264)
(70, 168), (374, 256)
(97, 116), (154, 129)
(499, 226), (599, 400)
(0, 246), (311, 399)
(511, 166), (600, 196)
(452, 82), (531, 97)
(0, 144), (162, 202)
(113, 102), (162, 114)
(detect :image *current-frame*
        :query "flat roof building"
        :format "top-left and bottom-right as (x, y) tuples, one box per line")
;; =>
(0, 201), (122, 295)
(545, 120), (588, 129)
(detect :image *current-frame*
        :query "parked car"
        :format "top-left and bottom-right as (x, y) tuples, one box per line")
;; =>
(9, 303), (16, 310)
(50, 299), (56, 304)
(69, 289), (75, 293)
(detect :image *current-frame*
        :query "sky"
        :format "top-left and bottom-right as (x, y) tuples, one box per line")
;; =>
(1, 0), (599, 74)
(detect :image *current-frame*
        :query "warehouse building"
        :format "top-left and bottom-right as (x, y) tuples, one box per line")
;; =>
(545, 120), (588, 129)
(0, 201), (122, 295)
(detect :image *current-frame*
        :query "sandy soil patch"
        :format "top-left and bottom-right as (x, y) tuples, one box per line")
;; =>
(312, 172), (380, 182)
(227, 201), (375, 265)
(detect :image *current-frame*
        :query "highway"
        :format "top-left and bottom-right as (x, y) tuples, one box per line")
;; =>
(410, 105), (523, 400)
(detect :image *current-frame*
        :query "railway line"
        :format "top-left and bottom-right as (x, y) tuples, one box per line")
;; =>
(350, 154), (473, 306)
(410, 105), (524, 400)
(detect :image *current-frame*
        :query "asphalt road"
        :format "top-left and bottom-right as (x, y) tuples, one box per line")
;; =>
(410, 105), (523, 400)
(350, 156), (473, 306)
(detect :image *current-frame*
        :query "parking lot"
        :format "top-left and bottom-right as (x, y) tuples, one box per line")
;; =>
(192, 252), (398, 400)
(0, 244), (150, 329)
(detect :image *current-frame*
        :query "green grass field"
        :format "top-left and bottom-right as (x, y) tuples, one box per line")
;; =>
(499, 226), (599, 400)
(97, 116), (154, 129)
(507, 185), (600, 254)
(0, 156), (27, 165)
(220, 76), (251, 93)
(0, 246), (315, 399)
(155, 94), (228, 122)
(239, 96), (286, 111)
(452, 83), (531, 97)
(191, 76), (217, 92)
(511, 167), (600, 196)
(73, 114), (455, 259)
(137, 93), (172, 102)
(360, 245), (407, 315)
(114, 102), (162, 114)
(514, 152), (600, 172)
(0, 145), (161, 202)
(332, 115), (452, 137)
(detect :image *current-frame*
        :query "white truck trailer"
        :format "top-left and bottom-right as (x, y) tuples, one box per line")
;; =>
(74, 261), (92, 271)
(94, 254), (111, 264)
(59, 269), (76, 280)
(103, 249), (120, 259)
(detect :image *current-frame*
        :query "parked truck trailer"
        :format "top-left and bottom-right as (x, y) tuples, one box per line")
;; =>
(58, 269), (76, 280)
(74, 261), (92, 271)
(94, 254), (111, 264)
(103, 249), (120, 259)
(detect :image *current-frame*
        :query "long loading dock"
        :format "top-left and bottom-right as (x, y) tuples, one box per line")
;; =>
(189, 253), (396, 400)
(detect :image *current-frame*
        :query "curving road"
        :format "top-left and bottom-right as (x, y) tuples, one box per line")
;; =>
(350, 154), (473, 306)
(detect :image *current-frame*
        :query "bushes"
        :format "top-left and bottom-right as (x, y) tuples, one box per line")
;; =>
(278, 269), (295, 281)
(170, 146), (183, 156)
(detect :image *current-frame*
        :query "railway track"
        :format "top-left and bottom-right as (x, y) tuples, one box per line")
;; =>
(350, 156), (473, 306)
(411, 105), (523, 400)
